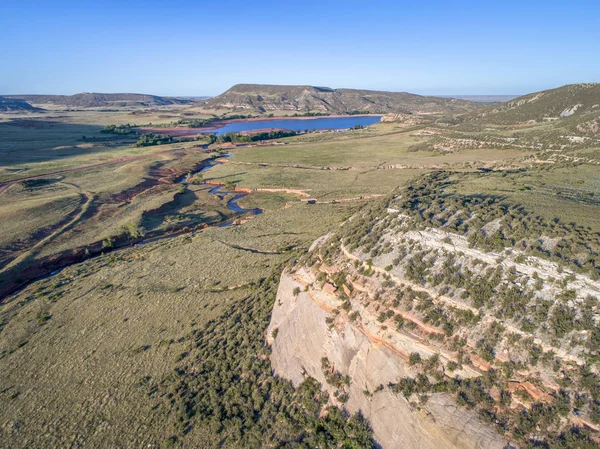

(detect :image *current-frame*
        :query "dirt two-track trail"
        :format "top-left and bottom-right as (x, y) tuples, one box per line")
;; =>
(0, 151), (258, 301)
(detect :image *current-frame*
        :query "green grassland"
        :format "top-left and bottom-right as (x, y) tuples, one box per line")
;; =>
(0, 140), (220, 296)
(0, 201), (361, 448)
(210, 162), (423, 200)
(0, 137), (211, 185)
(0, 185), (81, 257)
(232, 125), (527, 168)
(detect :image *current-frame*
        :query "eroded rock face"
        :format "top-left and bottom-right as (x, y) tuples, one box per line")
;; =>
(201, 84), (477, 114)
(268, 270), (508, 449)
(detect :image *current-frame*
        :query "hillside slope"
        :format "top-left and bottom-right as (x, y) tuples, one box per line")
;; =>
(0, 96), (44, 112)
(4, 93), (195, 108)
(269, 172), (600, 448)
(268, 268), (507, 449)
(470, 83), (600, 126)
(201, 84), (478, 114)
(394, 83), (600, 165)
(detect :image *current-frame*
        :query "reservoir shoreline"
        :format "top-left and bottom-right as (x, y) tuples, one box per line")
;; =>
(139, 114), (382, 137)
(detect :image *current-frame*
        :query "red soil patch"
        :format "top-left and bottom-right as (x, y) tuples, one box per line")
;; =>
(136, 126), (209, 138)
(323, 283), (338, 294)
(508, 380), (552, 403)
(358, 325), (410, 361)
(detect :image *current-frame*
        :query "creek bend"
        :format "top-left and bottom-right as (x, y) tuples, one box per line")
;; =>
(1, 151), (263, 301)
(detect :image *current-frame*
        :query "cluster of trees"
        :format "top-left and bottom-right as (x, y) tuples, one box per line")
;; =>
(394, 173), (599, 278)
(184, 118), (217, 128)
(184, 173), (203, 185)
(291, 112), (330, 117)
(388, 367), (598, 448)
(101, 124), (134, 134)
(135, 133), (174, 147)
(184, 114), (255, 128)
(212, 130), (298, 144)
(150, 266), (375, 448)
(321, 357), (351, 390)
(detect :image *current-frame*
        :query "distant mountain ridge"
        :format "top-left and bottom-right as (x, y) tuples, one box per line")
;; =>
(4, 92), (195, 108)
(201, 84), (478, 114)
(440, 95), (519, 104)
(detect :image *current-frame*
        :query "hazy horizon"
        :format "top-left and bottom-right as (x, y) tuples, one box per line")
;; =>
(1, 87), (526, 98)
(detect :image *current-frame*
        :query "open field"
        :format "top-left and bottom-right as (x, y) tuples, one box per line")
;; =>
(0, 201), (354, 447)
(0, 136), (222, 296)
(208, 162), (423, 200)
(0, 118), (210, 183)
(231, 125), (529, 169)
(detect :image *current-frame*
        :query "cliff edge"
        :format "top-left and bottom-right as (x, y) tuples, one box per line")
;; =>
(267, 265), (508, 449)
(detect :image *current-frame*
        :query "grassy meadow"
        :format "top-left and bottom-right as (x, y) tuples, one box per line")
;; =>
(0, 199), (355, 447)
(230, 125), (526, 168)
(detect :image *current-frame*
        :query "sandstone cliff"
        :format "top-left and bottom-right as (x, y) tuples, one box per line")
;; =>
(267, 264), (508, 449)
(266, 173), (600, 448)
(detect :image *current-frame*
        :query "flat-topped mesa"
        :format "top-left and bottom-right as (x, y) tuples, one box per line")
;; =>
(0, 95), (44, 112)
(202, 84), (478, 115)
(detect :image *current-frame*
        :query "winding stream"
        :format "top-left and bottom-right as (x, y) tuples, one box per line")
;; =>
(182, 152), (263, 222)
(210, 185), (262, 214)
(2, 151), (263, 300)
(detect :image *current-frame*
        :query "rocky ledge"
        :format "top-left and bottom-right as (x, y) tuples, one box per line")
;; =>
(267, 261), (508, 449)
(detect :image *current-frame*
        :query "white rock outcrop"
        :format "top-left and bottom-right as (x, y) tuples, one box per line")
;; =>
(560, 104), (582, 117)
(268, 270), (509, 449)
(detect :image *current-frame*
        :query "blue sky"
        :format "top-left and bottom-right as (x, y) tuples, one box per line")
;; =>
(1, 0), (598, 96)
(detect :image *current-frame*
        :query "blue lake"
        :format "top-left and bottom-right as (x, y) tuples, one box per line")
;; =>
(206, 115), (382, 136)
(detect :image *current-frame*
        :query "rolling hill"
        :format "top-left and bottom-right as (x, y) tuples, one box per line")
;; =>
(469, 83), (600, 126)
(201, 84), (479, 115)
